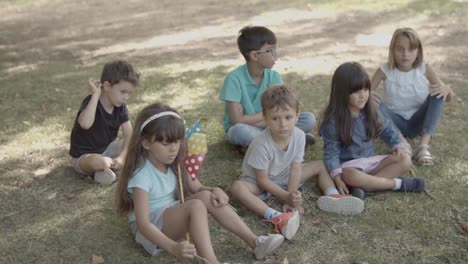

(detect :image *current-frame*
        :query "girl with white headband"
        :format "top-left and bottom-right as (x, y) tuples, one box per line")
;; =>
(116, 102), (284, 263)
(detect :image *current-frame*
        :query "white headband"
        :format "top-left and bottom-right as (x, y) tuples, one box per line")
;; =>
(140, 111), (181, 132)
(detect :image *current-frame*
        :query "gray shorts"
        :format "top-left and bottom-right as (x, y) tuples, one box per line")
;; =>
(239, 175), (303, 201)
(70, 139), (122, 175)
(129, 201), (181, 256)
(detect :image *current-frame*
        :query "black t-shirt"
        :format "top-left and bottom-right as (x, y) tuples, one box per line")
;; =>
(69, 95), (129, 158)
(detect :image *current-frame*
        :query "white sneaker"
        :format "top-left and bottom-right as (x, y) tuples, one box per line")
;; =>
(94, 168), (116, 185)
(317, 195), (364, 215)
(254, 234), (284, 260)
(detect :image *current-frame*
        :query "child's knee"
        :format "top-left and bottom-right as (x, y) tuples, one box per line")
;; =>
(93, 156), (113, 170)
(198, 190), (213, 202)
(399, 154), (412, 171)
(187, 199), (208, 215)
(228, 180), (246, 196)
(341, 169), (359, 187)
(81, 154), (112, 172)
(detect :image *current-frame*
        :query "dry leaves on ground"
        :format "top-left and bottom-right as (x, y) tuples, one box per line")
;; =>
(90, 255), (104, 264)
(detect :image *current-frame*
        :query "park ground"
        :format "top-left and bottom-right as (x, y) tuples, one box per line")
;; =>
(0, 0), (467, 263)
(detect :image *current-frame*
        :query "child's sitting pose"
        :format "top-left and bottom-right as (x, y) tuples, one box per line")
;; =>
(320, 62), (426, 200)
(219, 26), (316, 151)
(116, 103), (284, 263)
(229, 85), (364, 240)
(371, 27), (454, 165)
(69, 60), (139, 185)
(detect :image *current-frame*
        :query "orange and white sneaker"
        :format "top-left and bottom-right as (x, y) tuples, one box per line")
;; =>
(317, 194), (364, 215)
(268, 210), (300, 240)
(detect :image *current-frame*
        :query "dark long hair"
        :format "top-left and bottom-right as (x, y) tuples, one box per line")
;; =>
(116, 102), (187, 216)
(319, 62), (381, 147)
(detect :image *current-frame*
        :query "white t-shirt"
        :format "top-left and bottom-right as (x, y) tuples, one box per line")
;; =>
(381, 63), (430, 120)
(240, 127), (305, 187)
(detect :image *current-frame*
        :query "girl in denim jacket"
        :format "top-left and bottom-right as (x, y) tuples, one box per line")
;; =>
(319, 62), (426, 200)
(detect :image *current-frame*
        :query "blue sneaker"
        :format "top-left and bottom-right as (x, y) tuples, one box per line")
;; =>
(400, 177), (425, 192)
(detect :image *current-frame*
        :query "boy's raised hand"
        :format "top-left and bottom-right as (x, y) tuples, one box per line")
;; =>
(172, 241), (196, 260)
(88, 77), (101, 96)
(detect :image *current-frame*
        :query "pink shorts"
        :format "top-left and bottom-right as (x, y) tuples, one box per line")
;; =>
(341, 155), (389, 174)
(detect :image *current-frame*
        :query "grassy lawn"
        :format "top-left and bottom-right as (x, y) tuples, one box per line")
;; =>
(0, 0), (467, 263)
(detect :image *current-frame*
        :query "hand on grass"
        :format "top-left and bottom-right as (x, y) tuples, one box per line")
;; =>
(171, 240), (196, 260)
(211, 187), (229, 207)
(334, 175), (349, 195)
(88, 77), (101, 96)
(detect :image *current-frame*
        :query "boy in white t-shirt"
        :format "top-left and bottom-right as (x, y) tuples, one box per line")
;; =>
(229, 85), (364, 240)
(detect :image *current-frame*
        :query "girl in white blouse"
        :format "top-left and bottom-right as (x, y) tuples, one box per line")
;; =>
(371, 27), (454, 165)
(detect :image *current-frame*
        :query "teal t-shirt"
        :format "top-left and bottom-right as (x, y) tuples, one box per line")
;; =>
(219, 64), (283, 132)
(127, 159), (177, 222)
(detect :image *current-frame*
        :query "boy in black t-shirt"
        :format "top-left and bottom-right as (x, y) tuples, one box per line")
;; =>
(69, 60), (139, 184)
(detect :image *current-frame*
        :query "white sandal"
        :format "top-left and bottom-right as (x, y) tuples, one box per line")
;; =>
(413, 144), (434, 166)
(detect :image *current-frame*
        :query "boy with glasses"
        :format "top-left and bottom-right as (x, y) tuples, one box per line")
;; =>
(219, 26), (316, 153)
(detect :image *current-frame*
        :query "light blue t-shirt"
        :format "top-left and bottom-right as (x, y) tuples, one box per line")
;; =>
(219, 64), (283, 132)
(127, 159), (177, 222)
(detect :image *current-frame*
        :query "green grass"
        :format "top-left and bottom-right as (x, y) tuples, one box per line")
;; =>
(0, 0), (467, 263)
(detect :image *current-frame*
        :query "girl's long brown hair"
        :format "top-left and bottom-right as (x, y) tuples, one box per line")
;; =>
(116, 102), (187, 216)
(319, 62), (381, 147)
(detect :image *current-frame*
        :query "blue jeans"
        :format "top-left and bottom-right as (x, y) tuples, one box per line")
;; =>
(379, 95), (444, 138)
(226, 112), (316, 146)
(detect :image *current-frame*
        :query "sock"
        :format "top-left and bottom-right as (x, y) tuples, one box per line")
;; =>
(393, 178), (402, 190)
(264, 207), (282, 220)
(324, 187), (340, 196)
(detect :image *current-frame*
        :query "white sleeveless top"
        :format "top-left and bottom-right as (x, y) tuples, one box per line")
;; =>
(380, 63), (430, 120)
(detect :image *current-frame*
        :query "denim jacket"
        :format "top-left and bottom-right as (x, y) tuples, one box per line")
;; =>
(320, 110), (401, 177)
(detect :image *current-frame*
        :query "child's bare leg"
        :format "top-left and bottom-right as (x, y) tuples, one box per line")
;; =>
(79, 154), (113, 174)
(162, 199), (218, 264)
(370, 154), (412, 179)
(342, 168), (396, 192)
(188, 190), (257, 249)
(301, 160), (327, 182)
(228, 180), (269, 218)
(420, 134), (431, 145)
(301, 161), (336, 192)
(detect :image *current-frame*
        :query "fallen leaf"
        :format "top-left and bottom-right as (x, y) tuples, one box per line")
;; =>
(283, 256), (289, 264)
(90, 255), (104, 264)
(374, 194), (387, 201)
(33, 168), (51, 179)
(462, 223), (468, 234)
(64, 193), (76, 199)
(47, 192), (57, 200)
(311, 218), (321, 225)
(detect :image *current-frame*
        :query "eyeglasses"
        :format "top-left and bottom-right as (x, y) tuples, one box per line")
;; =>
(253, 46), (278, 57)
